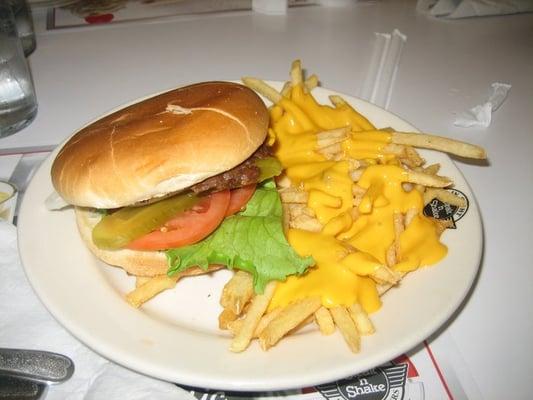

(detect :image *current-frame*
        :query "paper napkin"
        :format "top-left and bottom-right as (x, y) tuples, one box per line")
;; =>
(0, 220), (195, 400)
(454, 82), (511, 128)
(417, 0), (533, 19)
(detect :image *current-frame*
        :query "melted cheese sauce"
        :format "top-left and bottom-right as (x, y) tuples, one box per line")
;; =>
(269, 84), (447, 313)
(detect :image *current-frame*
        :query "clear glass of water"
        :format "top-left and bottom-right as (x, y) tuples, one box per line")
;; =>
(0, 3), (37, 138)
(9, 0), (36, 56)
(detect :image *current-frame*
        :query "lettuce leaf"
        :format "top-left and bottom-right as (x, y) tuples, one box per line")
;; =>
(166, 180), (314, 293)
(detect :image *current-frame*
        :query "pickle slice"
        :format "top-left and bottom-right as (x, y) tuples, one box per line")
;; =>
(256, 157), (283, 182)
(92, 192), (199, 250)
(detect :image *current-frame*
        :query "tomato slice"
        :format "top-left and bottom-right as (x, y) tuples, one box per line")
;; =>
(127, 190), (230, 251)
(225, 184), (256, 216)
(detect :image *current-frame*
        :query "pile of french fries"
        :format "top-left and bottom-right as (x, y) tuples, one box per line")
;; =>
(218, 271), (376, 353)
(123, 60), (486, 354)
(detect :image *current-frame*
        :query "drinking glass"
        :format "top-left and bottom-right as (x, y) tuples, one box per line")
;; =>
(8, 0), (36, 56)
(0, 3), (37, 138)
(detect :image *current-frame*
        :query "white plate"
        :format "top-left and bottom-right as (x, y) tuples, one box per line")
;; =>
(18, 83), (483, 391)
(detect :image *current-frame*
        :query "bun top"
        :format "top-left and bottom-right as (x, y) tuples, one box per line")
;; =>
(51, 82), (269, 208)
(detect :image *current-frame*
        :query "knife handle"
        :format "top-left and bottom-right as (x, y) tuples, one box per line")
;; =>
(0, 348), (74, 384)
(0, 376), (47, 400)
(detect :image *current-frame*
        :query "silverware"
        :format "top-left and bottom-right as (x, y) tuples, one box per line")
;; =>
(8, 152), (49, 222)
(0, 376), (47, 400)
(0, 145), (55, 157)
(0, 348), (74, 385)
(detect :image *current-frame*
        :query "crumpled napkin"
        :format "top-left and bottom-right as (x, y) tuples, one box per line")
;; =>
(417, 0), (533, 18)
(453, 82), (511, 128)
(0, 220), (195, 400)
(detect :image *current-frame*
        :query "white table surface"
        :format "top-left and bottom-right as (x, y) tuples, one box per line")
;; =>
(1, 1), (532, 399)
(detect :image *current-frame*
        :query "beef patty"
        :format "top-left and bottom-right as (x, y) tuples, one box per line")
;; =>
(191, 143), (273, 194)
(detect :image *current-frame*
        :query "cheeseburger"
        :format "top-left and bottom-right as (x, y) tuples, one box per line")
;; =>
(51, 81), (312, 287)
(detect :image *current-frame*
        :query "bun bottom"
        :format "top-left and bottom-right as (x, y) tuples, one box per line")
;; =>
(75, 207), (221, 277)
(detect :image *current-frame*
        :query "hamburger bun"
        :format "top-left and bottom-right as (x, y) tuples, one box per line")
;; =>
(51, 81), (269, 209)
(52, 81), (269, 277)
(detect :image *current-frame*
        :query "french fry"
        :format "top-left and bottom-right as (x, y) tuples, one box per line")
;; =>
(316, 128), (350, 149)
(391, 131), (487, 159)
(406, 170), (452, 188)
(398, 146), (425, 168)
(230, 282), (276, 353)
(286, 203), (314, 218)
(375, 270), (407, 296)
(281, 74), (319, 97)
(347, 303), (375, 335)
(315, 306), (336, 335)
(219, 308), (238, 330)
(423, 188), (467, 208)
(383, 143), (407, 157)
(349, 205), (360, 223)
(424, 163), (441, 175)
(386, 245), (396, 269)
(330, 306), (360, 353)
(405, 207), (419, 227)
(328, 95), (375, 131)
(290, 314), (315, 335)
(241, 77), (282, 104)
(430, 217), (455, 235)
(382, 212), (405, 268)
(281, 81), (292, 97)
(259, 297), (322, 350)
(371, 265), (402, 285)
(322, 211), (354, 237)
(135, 276), (151, 288)
(226, 307), (284, 338)
(405, 146), (425, 167)
(226, 318), (243, 337)
(304, 74), (319, 91)
(347, 158), (362, 172)
(392, 212), (404, 265)
(349, 168), (365, 182)
(318, 143), (343, 160)
(352, 183), (367, 204)
(317, 140), (343, 156)
(220, 270), (254, 315)
(411, 169), (426, 193)
(352, 184), (366, 195)
(375, 282), (393, 297)
(276, 174), (293, 188)
(254, 307), (283, 337)
(126, 275), (180, 308)
(402, 182), (415, 193)
(290, 213), (323, 232)
(279, 187), (308, 204)
(290, 59), (303, 86)
(412, 162), (440, 193)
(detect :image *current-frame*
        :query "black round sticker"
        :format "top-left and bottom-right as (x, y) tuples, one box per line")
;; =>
(423, 189), (469, 229)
